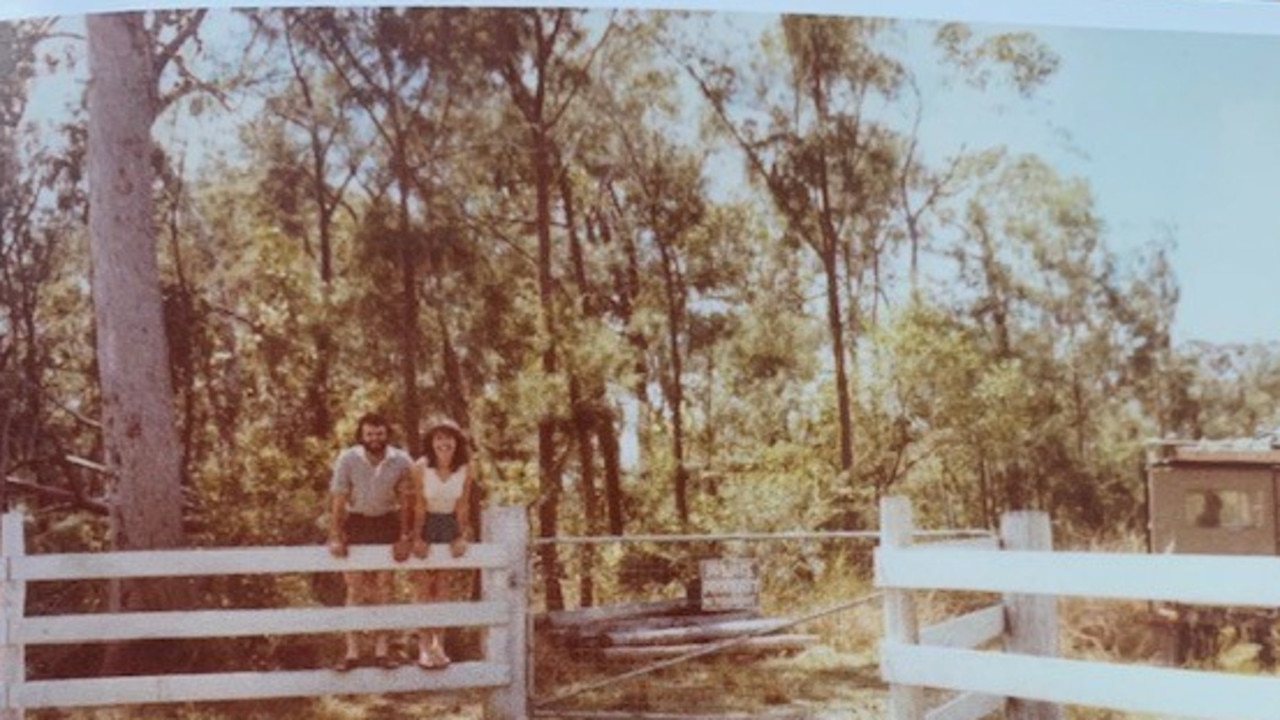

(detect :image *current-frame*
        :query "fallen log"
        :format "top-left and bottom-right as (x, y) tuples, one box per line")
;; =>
(600, 634), (819, 662)
(589, 608), (761, 634)
(542, 710), (812, 720)
(606, 617), (794, 647)
(540, 598), (690, 629)
(556, 609), (763, 647)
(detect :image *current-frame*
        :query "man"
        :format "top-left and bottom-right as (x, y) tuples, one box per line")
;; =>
(328, 412), (413, 670)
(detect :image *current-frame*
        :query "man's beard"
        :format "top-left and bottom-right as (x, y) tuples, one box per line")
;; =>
(362, 439), (387, 454)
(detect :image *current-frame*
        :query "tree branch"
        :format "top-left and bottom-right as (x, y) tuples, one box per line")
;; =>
(5, 475), (110, 515)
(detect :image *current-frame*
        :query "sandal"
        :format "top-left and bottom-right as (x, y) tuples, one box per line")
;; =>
(375, 653), (399, 669)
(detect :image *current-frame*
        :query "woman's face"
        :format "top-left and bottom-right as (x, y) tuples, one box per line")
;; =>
(432, 430), (457, 460)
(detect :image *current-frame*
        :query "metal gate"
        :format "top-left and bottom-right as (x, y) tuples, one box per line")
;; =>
(526, 530), (892, 719)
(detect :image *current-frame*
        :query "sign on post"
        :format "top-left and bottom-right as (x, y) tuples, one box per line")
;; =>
(699, 559), (760, 612)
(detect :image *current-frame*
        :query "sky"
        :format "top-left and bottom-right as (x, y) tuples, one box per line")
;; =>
(908, 22), (1280, 347)
(8, 0), (1280, 347)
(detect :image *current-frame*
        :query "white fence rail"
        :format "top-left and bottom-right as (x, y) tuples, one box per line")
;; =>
(876, 495), (1280, 720)
(0, 505), (529, 719)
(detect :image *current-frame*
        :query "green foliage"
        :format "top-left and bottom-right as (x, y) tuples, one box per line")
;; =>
(6, 11), (1279, 645)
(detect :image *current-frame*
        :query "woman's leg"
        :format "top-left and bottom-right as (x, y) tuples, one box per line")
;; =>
(415, 569), (439, 664)
(427, 572), (451, 663)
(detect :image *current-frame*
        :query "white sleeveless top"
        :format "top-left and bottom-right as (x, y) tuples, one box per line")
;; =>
(421, 464), (467, 514)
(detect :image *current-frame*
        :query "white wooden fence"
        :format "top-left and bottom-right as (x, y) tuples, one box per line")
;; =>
(876, 495), (1280, 720)
(0, 505), (529, 719)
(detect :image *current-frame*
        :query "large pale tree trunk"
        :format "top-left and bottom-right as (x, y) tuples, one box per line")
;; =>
(87, 12), (185, 553)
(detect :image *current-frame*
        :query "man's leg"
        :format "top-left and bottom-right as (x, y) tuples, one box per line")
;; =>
(337, 571), (366, 668)
(372, 570), (394, 661)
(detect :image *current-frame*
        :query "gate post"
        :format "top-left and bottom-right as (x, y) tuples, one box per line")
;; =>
(483, 505), (529, 720)
(1001, 510), (1062, 720)
(880, 496), (924, 720)
(2, 512), (26, 720)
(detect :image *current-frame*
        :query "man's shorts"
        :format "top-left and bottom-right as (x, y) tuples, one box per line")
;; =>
(344, 512), (398, 544)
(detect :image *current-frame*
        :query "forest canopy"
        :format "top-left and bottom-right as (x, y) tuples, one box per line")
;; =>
(2, 7), (1278, 575)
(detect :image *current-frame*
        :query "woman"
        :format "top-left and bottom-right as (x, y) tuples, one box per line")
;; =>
(403, 416), (474, 670)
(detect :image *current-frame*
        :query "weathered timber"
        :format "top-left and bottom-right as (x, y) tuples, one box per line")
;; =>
(540, 598), (689, 629)
(554, 609), (762, 647)
(606, 617), (794, 647)
(542, 710), (812, 720)
(599, 634), (818, 661)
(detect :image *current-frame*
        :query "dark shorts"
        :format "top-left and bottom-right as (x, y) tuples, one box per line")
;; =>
(344, 512), (398, 545)
(422, 513), (459, 543)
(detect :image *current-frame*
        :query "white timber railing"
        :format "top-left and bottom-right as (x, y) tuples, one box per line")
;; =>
(876, 495), (1280, 720)
(0, 505), (529, 720)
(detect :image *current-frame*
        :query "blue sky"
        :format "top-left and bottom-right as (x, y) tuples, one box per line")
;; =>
(944, 24), (1280, 346)
(699, 12), (1280, 346)
(12, 1), (1280, 346)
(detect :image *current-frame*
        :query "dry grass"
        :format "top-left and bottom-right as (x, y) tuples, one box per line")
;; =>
(530, 645), (883, 717)
(29, 692), (487, 720)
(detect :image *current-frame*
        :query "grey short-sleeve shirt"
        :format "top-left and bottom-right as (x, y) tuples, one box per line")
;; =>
(330, 445), (412, 516)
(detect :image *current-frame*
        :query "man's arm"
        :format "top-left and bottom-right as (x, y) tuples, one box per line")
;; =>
(398, 465), (416, 540)
(330, 491), (348, 540)
(328, 453), (351, 557)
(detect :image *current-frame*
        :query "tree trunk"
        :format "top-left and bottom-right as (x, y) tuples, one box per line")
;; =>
(497, 10), (569, 610)
(598, 410), (625, 535)
(305, 152), (335, 440)
(89, 12), (193, 674)
(657, 238), (690, 527)
(532, 122), (564, 611)
(395, 162), (422, 448)
(440, 318), (471, 429)
(88, 11), (185, 553)
(570, 377), (598, 607)
(821, 247), (854, 474)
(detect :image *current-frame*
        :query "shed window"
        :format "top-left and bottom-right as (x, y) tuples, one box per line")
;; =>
(1184, 489), (1259, 529)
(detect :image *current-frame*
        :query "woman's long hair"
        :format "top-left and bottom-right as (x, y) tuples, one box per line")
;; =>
(422, 426), (469, 473)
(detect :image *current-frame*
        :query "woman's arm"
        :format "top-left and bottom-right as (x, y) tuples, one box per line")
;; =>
(449, 464), (474, 557)
(408, 462), (430, 558)
(457, 464), (474, 540)
(399, 463), (419, 539)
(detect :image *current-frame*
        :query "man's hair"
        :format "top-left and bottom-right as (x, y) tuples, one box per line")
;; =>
(356, 412), (389, 440)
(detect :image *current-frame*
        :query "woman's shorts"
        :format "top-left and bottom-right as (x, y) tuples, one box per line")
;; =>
(422, 512), (459, 543)
(344, 512), (399, 544)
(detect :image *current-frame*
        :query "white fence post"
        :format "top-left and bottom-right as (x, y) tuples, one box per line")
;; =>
(881, 496), (924, 720)
(1001, 510), (1061, 720)
(2, 512), (26, 720)
(483, 505), (529, 720)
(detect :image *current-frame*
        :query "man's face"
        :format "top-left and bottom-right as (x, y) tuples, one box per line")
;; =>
(360, 423), (389, 453)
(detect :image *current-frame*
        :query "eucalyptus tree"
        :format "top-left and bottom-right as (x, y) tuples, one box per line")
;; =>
(0, 17), (83, 512)
(240, 9), (369, 441)
(87, 10), (211, 558)
(85, 17), (219, 682)
(461, 7), (619, 609)
(290, 7), (482, 445)
(1180, 341), (1280, 439)
(681, 15), (909, 481)
(893, 150), (1165, 525)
